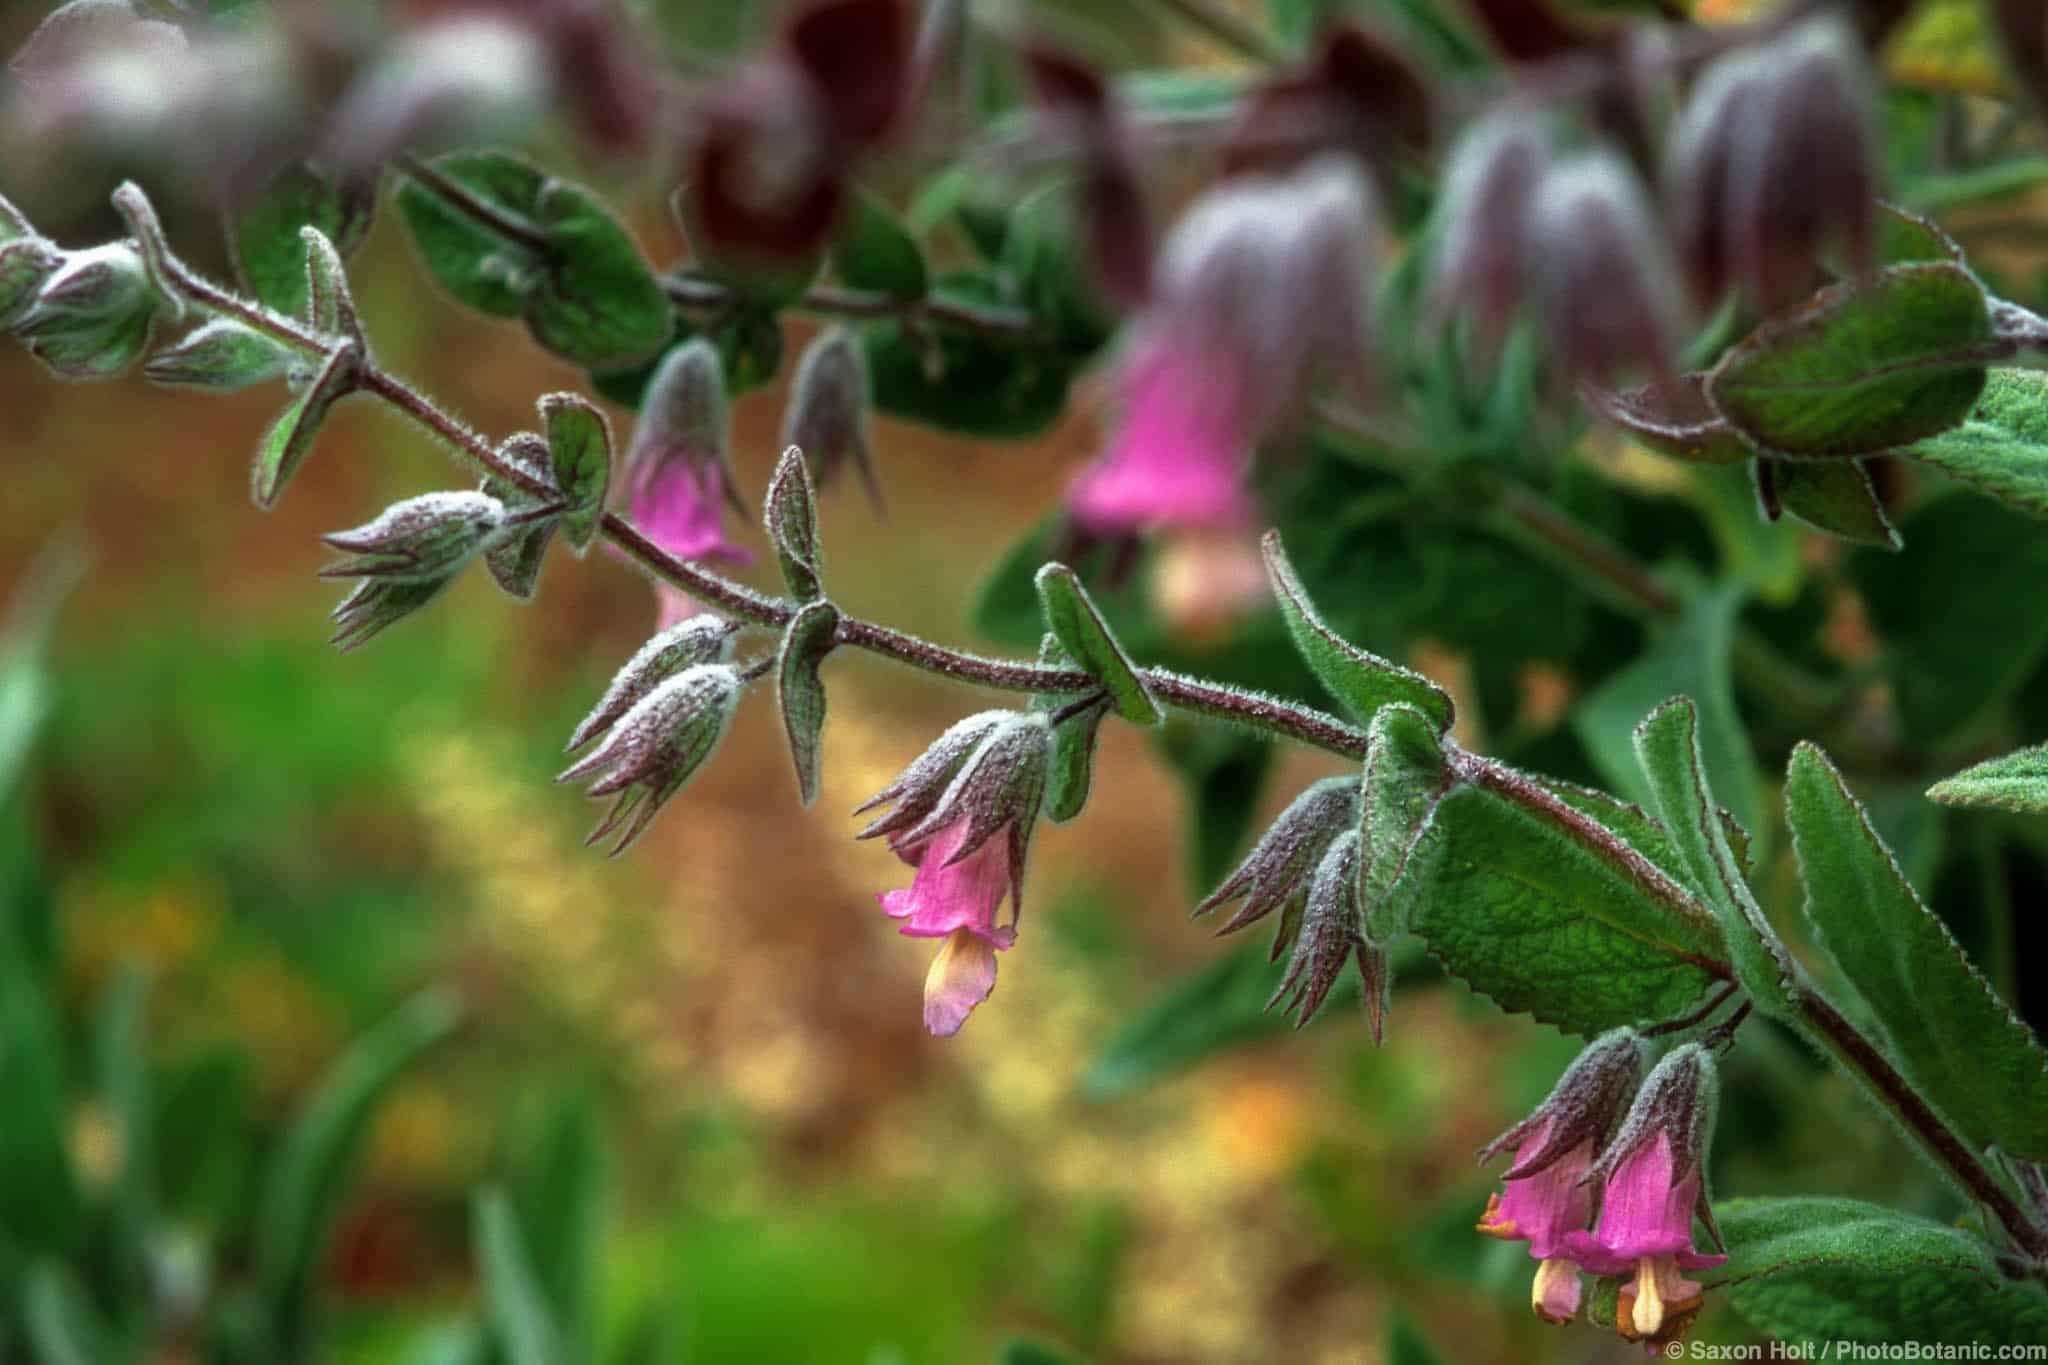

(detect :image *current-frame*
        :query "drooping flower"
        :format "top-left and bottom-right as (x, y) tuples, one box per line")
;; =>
(617, 340), (752, 627)
(1477, 1029), (1646, 1325)
(1067, 331), (1256, 533)
(1066, 159), (1378, 535)
(856, 711), (1050, 1036)
(1562, 1043), (1726, 1345)
(880, 816), (1018, 1036)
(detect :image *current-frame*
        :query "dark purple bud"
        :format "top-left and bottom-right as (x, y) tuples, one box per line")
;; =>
(542, 0), (658, 158)
(1195, 775), (1357, 944)
(1268, 828), (1365, 1029)
(1431, 111), (1550, 356)
(1221, 23), (1432, 176)
(1024, 39), (1152, 311)
(785, 0), (913, 148)
(1669, 15), (1879, 314)
(782, 327), (878, 506)
(1479, 1028), (1646, 1177)
(854, 710), (1010, 844)
(1458, 0), (1589, 63)
(329, 577), (450, 652)
(1525, 150), (1687, 388)
(684, 60), (845, 266)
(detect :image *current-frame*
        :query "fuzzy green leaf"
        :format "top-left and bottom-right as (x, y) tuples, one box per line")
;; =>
(1587, 372), (1754, 466)
(1263, 531), (1454, 733)
(143, 319), (293, 392)
(1771, 457), (1901, 549)
(254, 991), (460, 1353)
(474, 1189), (564, 1365)
(763, 445), (823, 600)
(540, 394), (611, 554)
(398, 153), (671, 368)
(1631, 697), (1794, 1017)
(1927, 743), (2048, 813)
(1389, 777), (1726, 1035)
(777, 600), (840, 808)
(1787, 743), (2048, 1160)
(1911, 368), (2048, 518)
(832, 187), (928, 299)
(1706, 263), (1992, 457)
(1709, 1197), (2048, 1347)
(0, 237), (59, 328)
(1033, 637), (1104, 825)
(1357, 703), (1451, 941)
(251, 339), (360, 509)
(234, 163), (373, 319)
(1036, 564), (1162, 725)
(300, 226), (361, 344)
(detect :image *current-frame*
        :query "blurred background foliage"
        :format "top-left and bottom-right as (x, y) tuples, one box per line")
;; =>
(3, 0), (2048, 1361)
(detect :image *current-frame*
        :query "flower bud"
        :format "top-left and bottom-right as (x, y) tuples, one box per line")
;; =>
(683, 60), (844, 266)
(1268, 828), (1378, 1032)
(1222, 23), (1433, 175)
(0, 237), (62, 329)
(782, 327), (877, 505)
(1524, 151), (1687, 387)
(1194, 776), (1358, 947)
(320, 491), (508, 583)
(1067, 160), (1378, 535)
(566, 615), (740, 754)
(631, 339), (731, 484)
(784, 0), (912, 149)
(557, 663), (745, 854)
(858, 710), (1051, 908)
(1023, 41), (1151, 311)
(853, 710), (1009, 843)
(328, 577), (451, 652)
(1668, 15), (1878, 313)
(542, 0), (658, 158)
(143, 318), (294, 391)
(15, 242), (161, 378)
(1479, 1029), (1646, 1179)
(323, 15), (549, 174)
(1432, 111), (1550, 356)
(617, 341), (751, 626)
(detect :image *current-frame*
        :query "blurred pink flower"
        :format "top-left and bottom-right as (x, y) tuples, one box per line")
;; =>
(623, 446), (751, 629)
(877, 817), (1017, 1037)
(1067, 334), (1255, 533)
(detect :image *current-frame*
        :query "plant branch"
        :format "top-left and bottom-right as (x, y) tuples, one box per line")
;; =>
(394, 153), (552, 255)
(659, 274), (1039, 342)
(1793, 984), (2048, 1260)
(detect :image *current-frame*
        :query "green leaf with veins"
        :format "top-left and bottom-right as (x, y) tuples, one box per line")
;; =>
(1387, 777), (1725, 1036)
(1786, 743), (2048, 1161)
(1707, 263), (1992, 457)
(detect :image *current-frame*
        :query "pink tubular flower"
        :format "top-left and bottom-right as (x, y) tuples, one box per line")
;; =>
(1067, 333), (1255, 533)
(1066, 159), (1378, 536)
(1476, 1117), (1595, 1323)
(1562, 1044), (1726, 1345)
(1476, 1028), (1644, 1327)
(878, 817), (1018, 1036)
(616, 340), (753, 626)
(855, 711), (1051, 1038)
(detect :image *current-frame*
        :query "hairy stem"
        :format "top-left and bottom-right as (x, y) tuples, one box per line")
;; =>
(390, 151), (1039, 343)
(1793, 985), (2048, 1260)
